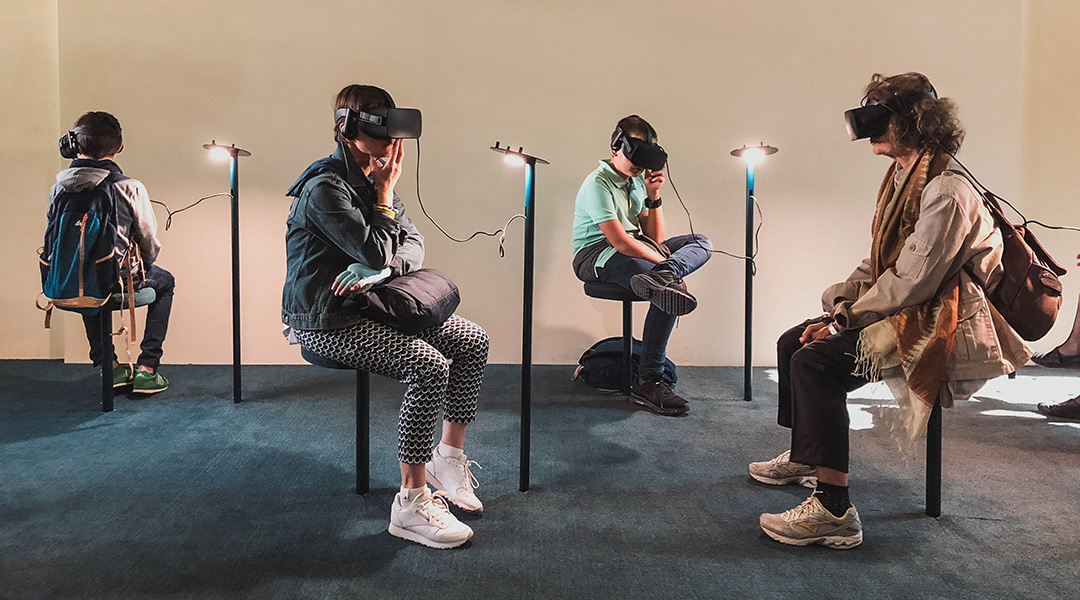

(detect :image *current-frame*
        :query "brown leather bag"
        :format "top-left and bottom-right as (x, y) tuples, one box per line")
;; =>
(967, 188), (1067, 341)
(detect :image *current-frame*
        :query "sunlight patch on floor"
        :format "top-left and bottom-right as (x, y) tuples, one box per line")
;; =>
(979, 409), (1046, 419)
(972, 375), (1080, 406)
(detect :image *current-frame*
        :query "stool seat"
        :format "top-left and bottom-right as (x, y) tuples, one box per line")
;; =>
(300, 346), (352, 370)
(583, 281), (643, 302)
(103, 287), (157, 310)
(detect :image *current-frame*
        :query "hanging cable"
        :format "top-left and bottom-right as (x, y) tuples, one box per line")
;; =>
(666, 159), (764, 274)
(411, 138), (525, 257)
(150, 193), (231, 230)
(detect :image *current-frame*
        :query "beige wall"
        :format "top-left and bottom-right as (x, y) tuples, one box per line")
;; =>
(1, 1), (63, 359)
(7, 0), (1075, 365)
(1022, 0), (1080, 350)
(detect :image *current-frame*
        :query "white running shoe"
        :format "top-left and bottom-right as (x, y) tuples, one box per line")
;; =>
(426, 447), (484, 513)
(749, 450), (818, 487)
(759, 494), (863, 549)
(388, 488), (474, 549)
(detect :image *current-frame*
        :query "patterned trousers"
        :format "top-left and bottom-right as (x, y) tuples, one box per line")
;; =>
(294, 315), (489, 464)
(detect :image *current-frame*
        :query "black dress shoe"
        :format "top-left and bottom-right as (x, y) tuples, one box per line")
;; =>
(1037, 396), (1080, 420)
(1031, 347), (1080, 368)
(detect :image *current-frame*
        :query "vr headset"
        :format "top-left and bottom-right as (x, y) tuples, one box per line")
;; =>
(336, 106), (422, 140)
(843, 87), (939, 141)
(611, 126), (668, 171)
(59, 126), (121, 159)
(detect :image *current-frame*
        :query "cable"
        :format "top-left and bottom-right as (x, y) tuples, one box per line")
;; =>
(941, 148), (1080, 233)
(150, 193), (231, 230)
(665, 159), (763, 274)
(411, 138), (525, 257)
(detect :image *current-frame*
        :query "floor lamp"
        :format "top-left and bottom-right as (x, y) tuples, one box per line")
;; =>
(490, 141), (549, 492)
(730, 144), (777, 403)
(204, 141), (251, 404)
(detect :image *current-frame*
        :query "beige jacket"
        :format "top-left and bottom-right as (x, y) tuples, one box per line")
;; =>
(822, 167), (1031, 384)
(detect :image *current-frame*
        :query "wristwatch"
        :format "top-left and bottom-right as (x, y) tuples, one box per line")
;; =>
(644, 197), (662, 209)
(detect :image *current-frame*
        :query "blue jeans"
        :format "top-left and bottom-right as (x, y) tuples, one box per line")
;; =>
(83, 264), (175, 370)
(595, 234), (711, 380)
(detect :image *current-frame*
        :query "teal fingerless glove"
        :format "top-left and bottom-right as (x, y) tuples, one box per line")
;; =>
(336, 263), (392, 290)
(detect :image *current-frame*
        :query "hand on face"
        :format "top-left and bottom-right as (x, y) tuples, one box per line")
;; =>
(369, 139), (404, 192)
(644, 168), (665, 199)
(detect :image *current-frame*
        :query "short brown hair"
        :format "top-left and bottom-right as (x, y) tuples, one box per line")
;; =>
(73, 111), (123, 159)
(612, 115), (657, 147)
(333, 84), (395, 142)
(864, 72), (964, 154)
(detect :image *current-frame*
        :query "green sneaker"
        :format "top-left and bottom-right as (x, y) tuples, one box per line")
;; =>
(112, 364), (134, 388)
(132, 369), (169, 394)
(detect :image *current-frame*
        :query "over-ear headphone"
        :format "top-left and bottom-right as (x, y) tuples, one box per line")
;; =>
(58, 129), (81, 159)
(58, 125), (123, 159)
(610, 125), (656, 154)
(844, 81), (939, 141)
(610, 125), (668, 171)
(337, 88), (400, 140)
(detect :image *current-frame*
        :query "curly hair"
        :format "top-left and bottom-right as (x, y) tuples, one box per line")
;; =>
(864, 72), (964, 154)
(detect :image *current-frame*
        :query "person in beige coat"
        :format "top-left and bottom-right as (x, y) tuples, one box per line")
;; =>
(750, 72), (1030, 549)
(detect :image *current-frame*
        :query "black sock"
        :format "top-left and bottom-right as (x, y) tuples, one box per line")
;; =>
(813, 482), (851, 517)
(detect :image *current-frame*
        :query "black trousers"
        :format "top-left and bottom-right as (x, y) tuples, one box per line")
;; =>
(84, 265), (175, 370)
(777, 318), (870, 473)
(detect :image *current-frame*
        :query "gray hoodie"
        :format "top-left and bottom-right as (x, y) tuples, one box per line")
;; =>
(48, 162), (161, 278)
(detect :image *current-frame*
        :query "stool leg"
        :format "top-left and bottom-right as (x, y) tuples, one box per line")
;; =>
(926, 398), (942, 517)
(101, 311), (114, 413)
(622, 300), (633, 396)
(357, 370), (370, 495)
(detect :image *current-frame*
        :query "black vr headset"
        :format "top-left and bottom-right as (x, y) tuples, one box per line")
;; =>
(336, 106), (422, 140)
(843, 86), (938, 141)
(611, 126), (668, 171)
(59, 126), (121, 159)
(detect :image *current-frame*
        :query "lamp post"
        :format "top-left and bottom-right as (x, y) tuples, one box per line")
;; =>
(730, 144), (777, 403)
(490, 141), (549, 492)
(204, 141), (251, 404)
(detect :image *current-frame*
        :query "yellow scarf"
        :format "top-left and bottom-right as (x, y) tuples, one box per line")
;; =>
(860, 151), (959, 436)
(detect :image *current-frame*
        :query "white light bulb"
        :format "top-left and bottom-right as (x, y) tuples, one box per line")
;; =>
(209, 146), (231, 162)
(504, 153), (526, 167)
(741, 147), (765, 167)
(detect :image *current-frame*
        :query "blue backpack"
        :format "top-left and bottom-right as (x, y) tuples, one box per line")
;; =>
(40, 175), (126, 315)
(574, 336), (678, 392)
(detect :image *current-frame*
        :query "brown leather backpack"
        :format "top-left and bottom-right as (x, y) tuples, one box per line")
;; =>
(959, 178), (1067, 341)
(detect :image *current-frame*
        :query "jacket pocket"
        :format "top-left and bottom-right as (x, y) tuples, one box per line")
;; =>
(894, 234), (933, 280)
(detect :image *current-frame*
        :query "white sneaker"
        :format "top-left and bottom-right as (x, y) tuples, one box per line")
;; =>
(749, 450), (817, 487)
(425, 447), (484, 513)
(388, 487), (473, 549)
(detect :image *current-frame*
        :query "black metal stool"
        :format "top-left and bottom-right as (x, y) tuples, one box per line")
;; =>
(925, 397), (942, 517)
(300, 347), (371, 495)
(95, 287), (157, 413)
(582, 281), (646, 396)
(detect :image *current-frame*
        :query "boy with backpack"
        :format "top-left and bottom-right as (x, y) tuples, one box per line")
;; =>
(45, 111), (174, 394)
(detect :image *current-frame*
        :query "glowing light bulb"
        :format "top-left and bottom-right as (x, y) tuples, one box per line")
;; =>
(504, 153), (526, 167)
(208, 146), (231, 162)
(740, 147), (765, 167)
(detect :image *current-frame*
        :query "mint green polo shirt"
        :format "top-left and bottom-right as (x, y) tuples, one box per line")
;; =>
(571, 160), (647, 273)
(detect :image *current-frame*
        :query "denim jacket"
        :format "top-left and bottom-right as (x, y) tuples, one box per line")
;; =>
(282, 146), (424, 330)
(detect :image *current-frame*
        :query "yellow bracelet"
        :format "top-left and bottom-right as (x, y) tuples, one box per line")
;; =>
(374, 205), (396, 217)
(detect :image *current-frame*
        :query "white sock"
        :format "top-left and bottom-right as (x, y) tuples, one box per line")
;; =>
(400, 486), (427, 502)
(437, 442), (464, 459)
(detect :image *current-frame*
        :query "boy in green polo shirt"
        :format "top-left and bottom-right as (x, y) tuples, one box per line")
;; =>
(572, 115), (712, 416)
